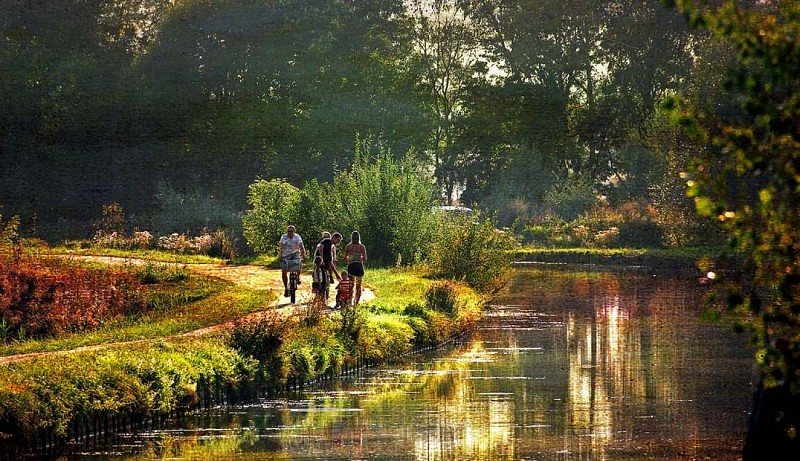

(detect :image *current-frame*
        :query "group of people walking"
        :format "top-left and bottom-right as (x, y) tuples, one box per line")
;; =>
(278, 225), (367, 306)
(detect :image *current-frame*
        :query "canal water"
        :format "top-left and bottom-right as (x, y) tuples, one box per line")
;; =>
(56, 267), (757, 460)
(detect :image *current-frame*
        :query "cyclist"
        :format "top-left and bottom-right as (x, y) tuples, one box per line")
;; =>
(279, 225), (306, 298)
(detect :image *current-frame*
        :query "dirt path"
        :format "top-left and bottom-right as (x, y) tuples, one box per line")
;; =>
(0, 255), (374, 365)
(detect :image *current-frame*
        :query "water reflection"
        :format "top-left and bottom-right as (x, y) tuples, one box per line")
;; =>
(57, 268), (756, 460)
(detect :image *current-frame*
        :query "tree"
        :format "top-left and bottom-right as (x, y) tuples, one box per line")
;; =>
(327, 136), (437, 265)
(662, 0), (800, 456)
(407, 0), (479, 204)
(242, 179), (299, 254)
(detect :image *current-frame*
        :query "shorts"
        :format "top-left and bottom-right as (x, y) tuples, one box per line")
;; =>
(347, 262), (365, 277)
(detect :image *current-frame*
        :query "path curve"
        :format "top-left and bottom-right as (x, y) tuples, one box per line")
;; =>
(0, 255), (374, 365)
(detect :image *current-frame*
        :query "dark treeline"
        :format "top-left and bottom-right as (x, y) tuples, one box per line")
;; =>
(0, 0), (728, 242)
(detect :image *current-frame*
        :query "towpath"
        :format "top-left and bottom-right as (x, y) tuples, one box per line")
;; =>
(0, 255), (374, 364)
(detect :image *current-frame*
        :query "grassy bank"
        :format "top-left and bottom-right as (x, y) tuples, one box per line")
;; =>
(0, 252), (486, 448)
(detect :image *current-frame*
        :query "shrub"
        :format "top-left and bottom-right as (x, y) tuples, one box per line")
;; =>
(242, 179), (300, 254)
(0, 253), (147, 340)
(92, 230), (154, 249)
(0, 211), (20, 247)
(425, 282), (459, 317)
(617, 221), (664, 248)
(291, 179), (337, 252)
(430, 212), (517, 294)
(326, 140), (436, 265)
(543, 176), (596, 221)
(154, 228), (236, 259)
(228, 313), (289, 390)
(92, 203), (125, 237)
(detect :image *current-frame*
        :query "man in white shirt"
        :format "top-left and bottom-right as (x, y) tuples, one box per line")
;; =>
(279, 225), (306, 297)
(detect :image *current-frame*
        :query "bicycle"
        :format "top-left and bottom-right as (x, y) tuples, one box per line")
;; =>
(284, 257), (302, 304)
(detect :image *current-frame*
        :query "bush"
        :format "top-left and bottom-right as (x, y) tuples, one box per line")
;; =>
(242, 179), (300, 254)
(575, 201), (664, 248)
(430, 212), (517, 294)
(425, 282), (459, 317)
(156, 228), (237, 259)
(92, 203), (125, 237)
(617, 221), (664, 248)
(0, 253), (147, 340)
(228, 313), (289, 390)
(328, 145), (436, 265)
(0, 211), (20, 247)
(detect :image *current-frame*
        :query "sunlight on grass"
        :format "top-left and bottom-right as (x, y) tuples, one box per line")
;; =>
(361, 267), (433, 310)
(0, 286), (274, 356)
(41, 245), (227, 264)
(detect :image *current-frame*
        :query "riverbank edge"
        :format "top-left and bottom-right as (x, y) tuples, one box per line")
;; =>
(0, 264), (486, 456)
(0, 247), (714, 453)
(511, 246), (721, 273)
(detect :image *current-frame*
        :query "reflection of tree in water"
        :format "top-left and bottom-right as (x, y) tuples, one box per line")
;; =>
(72, 269), (750, 460)
(562, 270), (747, 458)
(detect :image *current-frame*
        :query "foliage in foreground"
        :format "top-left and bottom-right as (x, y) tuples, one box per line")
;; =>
(0, 251), (147, 341)
(0, 250), (487, 443)
(662, 0), (800, 455)
(0, 338), (254, 439)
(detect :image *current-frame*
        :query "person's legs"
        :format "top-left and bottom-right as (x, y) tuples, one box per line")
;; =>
(353, 276), (362, 305)
(281, 267), (289, 297)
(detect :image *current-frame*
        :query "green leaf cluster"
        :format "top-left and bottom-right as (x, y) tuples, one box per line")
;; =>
(662, 0), (800, 451)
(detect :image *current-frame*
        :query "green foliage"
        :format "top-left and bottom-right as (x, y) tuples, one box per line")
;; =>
(0, 339), (255, 438)
(242, 179), (300, 254)
(282, 324), (345, 383)
(356, 312), (416, 362)
(430, 212), (517, 293)
(424, 282), (460, 317)
(228, 313), (289, 390)
(327, 138), (437, 265)
(542, 176), (597, 222)
(130, 262), (189, 285)
(0, 211), (19, 247)
(291, 179), (336, 251)
(663, 0), (800, 451)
